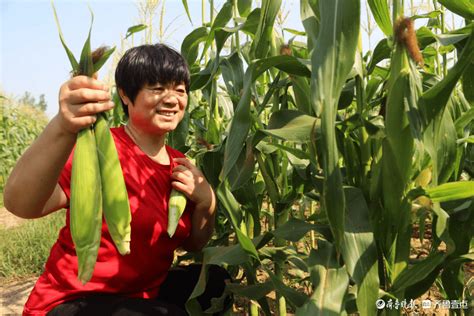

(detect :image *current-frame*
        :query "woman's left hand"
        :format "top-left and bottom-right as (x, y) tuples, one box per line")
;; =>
(170, 158), (215, 210)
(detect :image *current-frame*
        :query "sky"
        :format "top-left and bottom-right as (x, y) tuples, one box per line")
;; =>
(1, 0), (207, 118)
(3, 0), (319, 119)
(1, 0), (448, 119)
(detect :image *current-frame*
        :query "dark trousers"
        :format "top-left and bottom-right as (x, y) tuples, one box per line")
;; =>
(47, 264), (232, 316)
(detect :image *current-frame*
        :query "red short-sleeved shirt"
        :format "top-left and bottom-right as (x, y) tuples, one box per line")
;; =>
(23, 126), (193, 315)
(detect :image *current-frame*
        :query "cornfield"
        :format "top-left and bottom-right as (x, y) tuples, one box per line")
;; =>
(0, 96), (48, 191)
(159, 0), (473, 314)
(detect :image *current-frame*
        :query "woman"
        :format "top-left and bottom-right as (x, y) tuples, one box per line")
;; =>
(4, 44), (231, 315)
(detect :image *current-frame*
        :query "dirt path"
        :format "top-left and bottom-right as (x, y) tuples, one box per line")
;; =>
(0, 277), (36, 315)
(0, 207), (34, 315)
(0, 207), (25, 229)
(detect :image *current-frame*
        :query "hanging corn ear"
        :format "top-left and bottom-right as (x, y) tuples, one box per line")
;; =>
(95, 114), (131, 255)
(52, 2), (126, 283)
(167, 189), (187, 237)
(70, 127), (103, 284)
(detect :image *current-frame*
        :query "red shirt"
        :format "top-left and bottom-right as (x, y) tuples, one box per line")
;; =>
(23, 126), (193, 315)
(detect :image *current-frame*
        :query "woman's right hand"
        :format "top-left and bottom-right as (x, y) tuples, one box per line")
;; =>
(57, 75), (115, 134)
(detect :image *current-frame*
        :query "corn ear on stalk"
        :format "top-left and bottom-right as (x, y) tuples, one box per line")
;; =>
(70, 127), (103, 284)
(167, 189), (187, 237)
(95, 114), (131, 255)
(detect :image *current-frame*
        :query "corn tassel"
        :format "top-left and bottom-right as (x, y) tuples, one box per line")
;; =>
(70, 127), (103, 284)
(167, 189), (187, 237)
(95, 114), (131, 255)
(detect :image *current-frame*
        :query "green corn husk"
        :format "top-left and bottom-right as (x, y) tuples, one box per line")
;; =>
(95, 115), (131, 255)
(52, 2), (129, 284)
(70, 127), (103, 284)
(167, 189), (187, 237)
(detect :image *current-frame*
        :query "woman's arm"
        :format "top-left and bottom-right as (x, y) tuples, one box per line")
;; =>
(3, 76), (114, 219)
(170, 158), (216, 251)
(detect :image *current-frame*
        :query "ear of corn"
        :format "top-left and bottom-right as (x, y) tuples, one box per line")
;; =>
(70, 127), (103, 284)
(95, 114), (131, 255)
(167, 189), (187, 237)
(52, 1), (128, 284)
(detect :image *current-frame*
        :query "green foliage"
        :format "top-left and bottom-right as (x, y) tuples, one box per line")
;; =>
(0, 98), (48, 191)
(0, 210), (65, 278)
(172, 0), (474, 315)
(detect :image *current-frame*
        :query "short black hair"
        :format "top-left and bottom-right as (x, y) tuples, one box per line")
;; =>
(115, 44), (190, 116)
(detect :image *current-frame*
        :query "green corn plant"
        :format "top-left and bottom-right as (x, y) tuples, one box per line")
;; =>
(52, 2), (130, 284)
(0, 98), (48, 191)
(164, 0), (474, 315)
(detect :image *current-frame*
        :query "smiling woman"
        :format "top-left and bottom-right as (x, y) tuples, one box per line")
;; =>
(3, 42), (227, 315)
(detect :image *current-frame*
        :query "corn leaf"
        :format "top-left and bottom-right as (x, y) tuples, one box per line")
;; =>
(462, 61), (474, 105)
(180, 0), (193, 25)
(216, 182), (260, 261)
(425, 109), (457, 184)
(51, 2), (79, 72)
(309, 0), (360, 250)
(220, 53), (244, 105)
(341, 187), (379, 316)
(425, 181), (474, 202)
(223, 8), (261, 35)
(367, 0), (392, 36)
(367, 38), (390, 74)
(125, 24), (147, 39)
(454, 106), (474, 133)
(412, 10), (442, 20)
(200, 1), (233, 62)
(254, 151), (280, 206)
(262, 110), (319, 142)
(78, 6), (94, 77)
(420, 30), (474, 127)
(266, 268), (308, 308)
(391, 253), (445, 293)
(438, 0), (474, 20)
(296, 241), (349, 315)
(249, 0), (282, 59)
(291, 76), (313, 115)
(237, 0), (252, 17)
(272, 217), (331, 242)
(228, 140), (255, 190)
(300, 0), (320, 52)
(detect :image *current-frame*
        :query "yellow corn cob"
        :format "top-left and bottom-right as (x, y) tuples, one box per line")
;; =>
(167, 189), (187, 237)
(94, 114), (131, 255)
(70, 127), (103, 284)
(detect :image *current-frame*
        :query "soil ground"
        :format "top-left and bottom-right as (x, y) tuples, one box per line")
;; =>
(0, 207), (34, 315)
(0, 276), (36, 315)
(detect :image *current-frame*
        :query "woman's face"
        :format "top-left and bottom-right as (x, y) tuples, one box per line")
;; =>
(125, 82), (188, 135)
